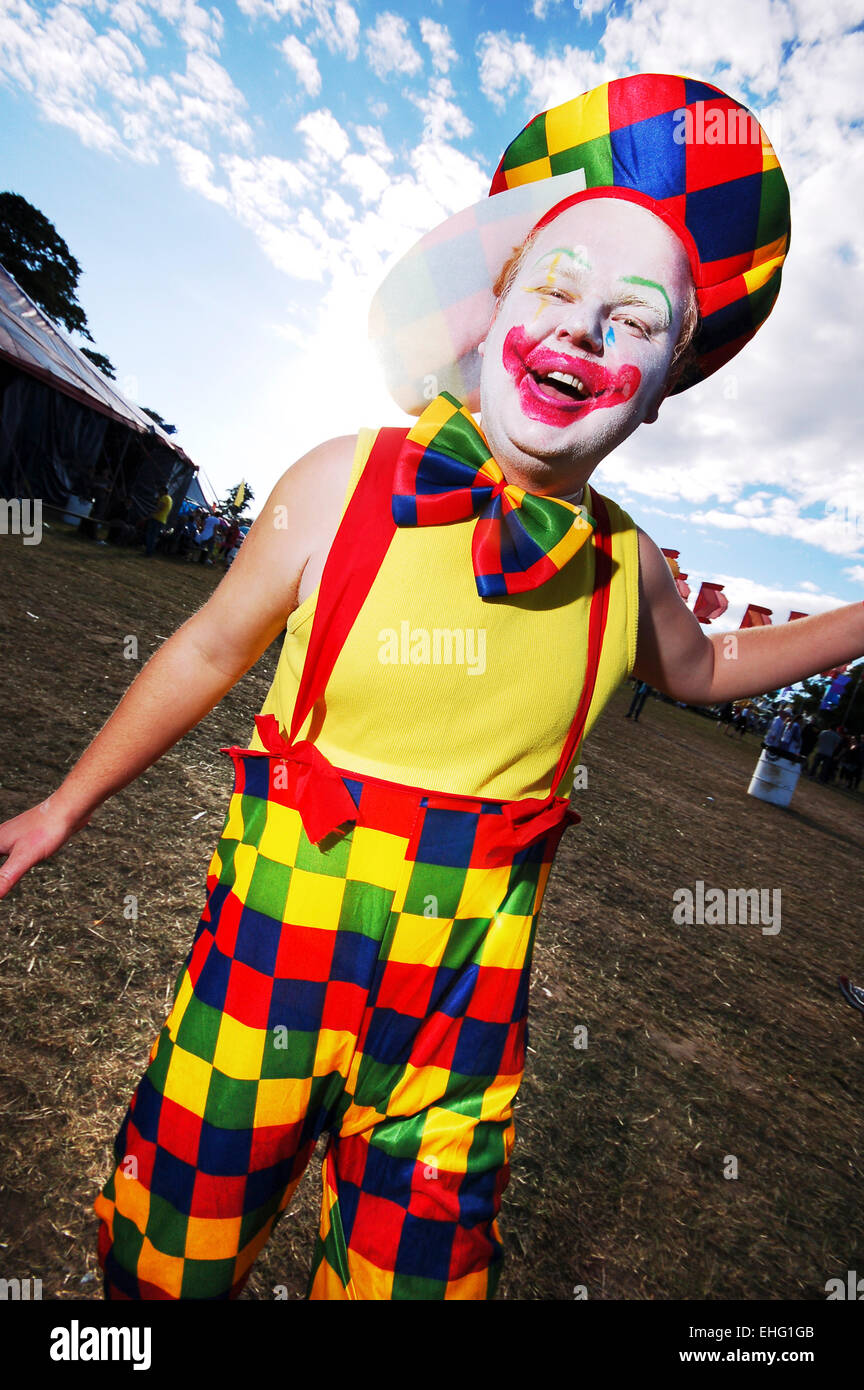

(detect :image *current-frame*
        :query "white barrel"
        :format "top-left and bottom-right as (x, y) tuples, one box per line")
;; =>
(747, 749), (802, 806)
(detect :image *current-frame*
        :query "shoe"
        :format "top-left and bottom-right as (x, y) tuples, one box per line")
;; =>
(838, 977), (864, 1015)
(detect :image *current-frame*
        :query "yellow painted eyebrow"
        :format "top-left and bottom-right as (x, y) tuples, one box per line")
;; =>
(523, 259), (673, 328)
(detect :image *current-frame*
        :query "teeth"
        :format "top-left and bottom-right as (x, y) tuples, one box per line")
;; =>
(547, 370), (590, 398)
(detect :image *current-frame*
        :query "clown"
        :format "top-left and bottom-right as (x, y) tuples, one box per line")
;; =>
(1, 74), (862, 1301)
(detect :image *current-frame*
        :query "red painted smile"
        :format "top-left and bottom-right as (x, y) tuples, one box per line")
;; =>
(502, 325), (642, 427)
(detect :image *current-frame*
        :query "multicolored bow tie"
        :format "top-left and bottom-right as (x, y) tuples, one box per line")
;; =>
(392, 392), (596, 597)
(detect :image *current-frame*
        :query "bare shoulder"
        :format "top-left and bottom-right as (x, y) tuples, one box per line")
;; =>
(185, 434), (359, 675)
(636, 524), (676, 597)
(279, 434), (362, 604)
(271, 434), (359, 519)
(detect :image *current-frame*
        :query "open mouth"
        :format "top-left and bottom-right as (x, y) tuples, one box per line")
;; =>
(530, 369), (599, 403)
(499, 326), (642, 426)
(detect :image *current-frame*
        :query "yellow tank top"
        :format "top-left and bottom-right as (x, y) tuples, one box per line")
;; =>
(248, 428), (639, 800)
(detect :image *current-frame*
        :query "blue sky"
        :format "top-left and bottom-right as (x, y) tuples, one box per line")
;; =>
(1, 0), (863, 632)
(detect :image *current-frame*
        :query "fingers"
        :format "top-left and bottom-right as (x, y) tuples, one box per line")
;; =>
(0, 844), (32, 902)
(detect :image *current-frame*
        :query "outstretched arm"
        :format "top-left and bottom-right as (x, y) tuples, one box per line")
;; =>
(631, 527), (864, 702)
(0, 435), (358, 900)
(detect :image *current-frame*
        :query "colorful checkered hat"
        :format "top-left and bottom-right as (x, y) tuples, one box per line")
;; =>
(369, 73), (790, 415)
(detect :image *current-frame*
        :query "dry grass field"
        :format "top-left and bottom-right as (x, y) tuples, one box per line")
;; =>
(1, 523), (862, 1301)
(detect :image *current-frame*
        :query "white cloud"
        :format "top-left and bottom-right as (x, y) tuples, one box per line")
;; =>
(0, 0), (251, 161)
(410, 138), (488, 214)
(685, 572), (848, 632)
(321, 189), (355, 224)
(533, 0), (607, 15)
(281, 34), (321, 95)
(253, 222), (331, 279)
(311, 0), (360, 59)
(220, 151), (311, 233)
(476, 31), (608, 114)
(148, 0), (225, 56)
(354, 123), (394, 165)
(684, 502), (864, 560)
(174, 51), (253, 146)
(785, 0), (864, 45)
(419, 17), (457, 73)
(340, 152), (392, 204)
(169, 138), (230, 203)
(111, 1), (163, 46)
(248, 0), (360, 59)
(365, 11), (422, 80)
(410, 77), (472, 142)
(602, 0), (795, 100)
(844, 565), (864, 584)
(295, 107), (350, 164)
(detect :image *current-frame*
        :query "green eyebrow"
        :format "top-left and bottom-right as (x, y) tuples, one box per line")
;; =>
(619, 275), (672, 320)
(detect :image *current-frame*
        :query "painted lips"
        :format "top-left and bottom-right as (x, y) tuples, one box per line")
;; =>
(502, 325), (642, 427)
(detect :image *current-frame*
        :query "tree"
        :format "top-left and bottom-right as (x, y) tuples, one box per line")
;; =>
(141, 407), (177, 435)
(219, 481), (255, 522)
(0, 191), (93, 340)
(0, 192), (183, 437)
(80, 347), (116, 380)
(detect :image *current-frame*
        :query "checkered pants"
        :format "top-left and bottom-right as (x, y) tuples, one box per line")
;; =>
(94, 750), (562, 1300)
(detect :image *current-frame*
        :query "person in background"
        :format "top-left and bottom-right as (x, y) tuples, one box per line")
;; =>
(624, 678), (651, 721)
(837, 734), (860, 789)
(763, 710), (786, 752)
(809, 724), (843, 782)
(799, 717), (819, 772)
(779, 713), (802, 759)
(176, 510), (201, 558)
(224, 524), (249, 571)
(79, 464), (113, 543)
(192, 509), (222, 565)
(104, 493), (135, 547)
(218, 516), (243, 565)
(144, 489), (173, 558)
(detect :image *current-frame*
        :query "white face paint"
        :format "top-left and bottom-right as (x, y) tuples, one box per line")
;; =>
(478, 197), (694, 494)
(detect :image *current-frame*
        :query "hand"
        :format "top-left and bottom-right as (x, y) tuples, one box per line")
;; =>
(0, 798), (92, 902)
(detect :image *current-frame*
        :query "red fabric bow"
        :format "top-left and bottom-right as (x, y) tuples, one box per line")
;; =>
(480, 793), (581, 866)
(251, 714), (358, 844)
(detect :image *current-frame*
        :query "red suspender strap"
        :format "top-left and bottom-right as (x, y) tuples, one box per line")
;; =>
(487, 490), (614, 863)
(550, 488), (614, 793)
(288, 426), (408, 743)
(248, 426), (407, 842)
